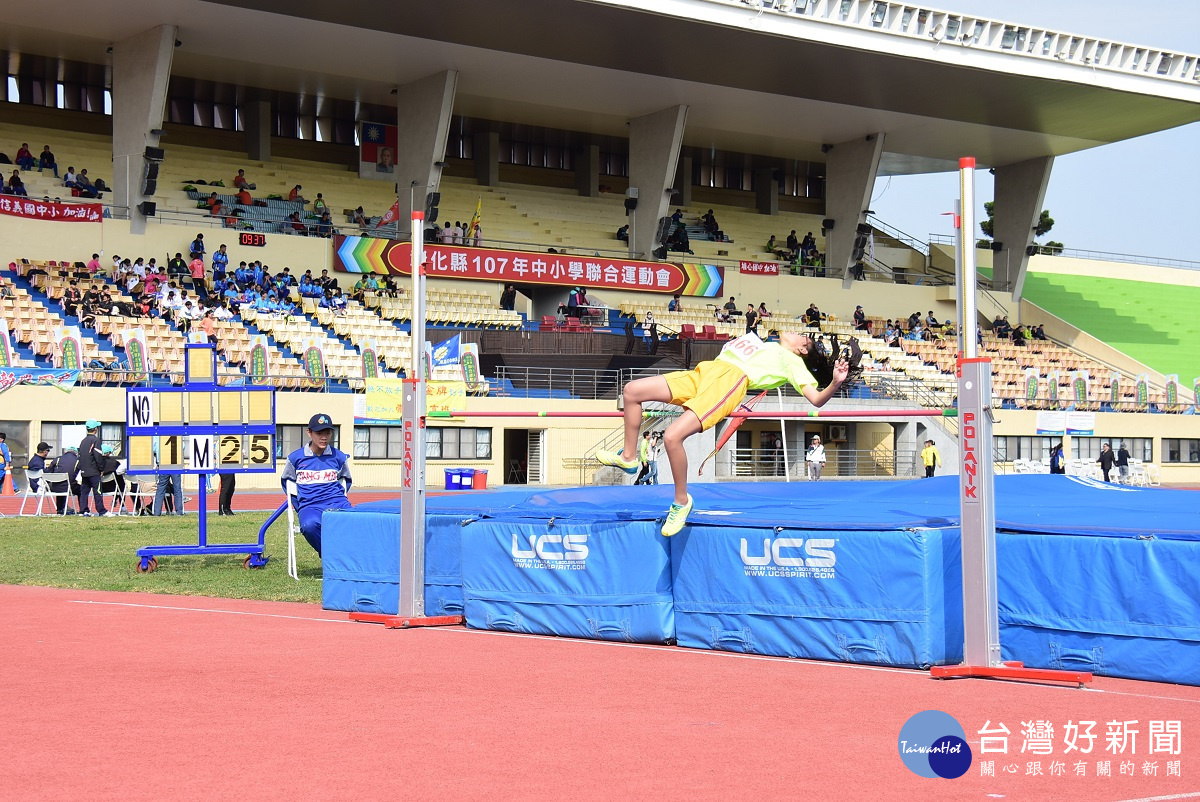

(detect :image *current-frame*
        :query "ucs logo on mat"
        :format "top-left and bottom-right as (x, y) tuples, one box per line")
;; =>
(511, 533), (589, 571)
(897, 710), (972, 779)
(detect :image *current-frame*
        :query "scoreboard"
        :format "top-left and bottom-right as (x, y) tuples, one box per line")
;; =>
(125, 344), (277, 474)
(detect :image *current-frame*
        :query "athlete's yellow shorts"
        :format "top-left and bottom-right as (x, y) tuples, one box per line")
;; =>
(664, 360), (749, 431)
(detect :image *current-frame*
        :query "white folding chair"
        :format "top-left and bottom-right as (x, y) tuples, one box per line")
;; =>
(283, 478), (349, 581)
(122, 475), (158, 515)
(30, 472), (74, 516)
(17, 470), (43, 516)
(284, 480), (300, 581)
(98, 473), (121, 514)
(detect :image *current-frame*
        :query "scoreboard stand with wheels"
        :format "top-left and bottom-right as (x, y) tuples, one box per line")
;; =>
(126, 343), (277, 572)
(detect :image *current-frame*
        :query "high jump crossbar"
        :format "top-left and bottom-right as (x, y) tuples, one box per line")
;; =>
(427, 409), (957, 419)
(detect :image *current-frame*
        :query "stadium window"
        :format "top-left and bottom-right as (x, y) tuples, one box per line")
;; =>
(276, 424), (339, 459)
(6, 76), (17, 103)
(425, 427), (491, 460)
(39, 422), (126, 456)
(1164, 439), (1200, 464)
(56, 82), (65, 109)
(103, 89), (112, 115)
(1072, 437), (1152, 463)
(353, 426), (419, 460)
(993, 435), (1052, 462)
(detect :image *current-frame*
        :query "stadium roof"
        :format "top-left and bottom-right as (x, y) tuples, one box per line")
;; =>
(7, 0), (1200, 174)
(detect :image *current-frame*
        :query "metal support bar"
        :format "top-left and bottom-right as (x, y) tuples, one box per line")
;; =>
(429, 409), (958, 419)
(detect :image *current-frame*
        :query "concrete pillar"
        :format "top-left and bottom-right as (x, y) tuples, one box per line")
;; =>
(894, 421), (919, 478)
(244, 99), (272, 161)
(575, 142), (599, 198)
(755, 168), (779, 216)
(474, 129), (499, 187)
(993, 156), (1054, 300)
(393, 70), (459, 239)
(112, 25), (176, 234)
(627, 105), (688, 260)
(674, 155), (693, 207)
(824, 133), (885, 286)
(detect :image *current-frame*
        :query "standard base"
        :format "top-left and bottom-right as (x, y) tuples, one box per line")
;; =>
(349, 612), (464, 629)
(930, 660), (1093, 688)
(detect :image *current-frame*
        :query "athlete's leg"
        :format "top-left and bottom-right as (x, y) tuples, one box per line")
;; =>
(663, 410), (703, 506)
(616, 376), (673, 462)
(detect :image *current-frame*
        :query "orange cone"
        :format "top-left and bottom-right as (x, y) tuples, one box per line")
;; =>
(0, 471), (13, 496)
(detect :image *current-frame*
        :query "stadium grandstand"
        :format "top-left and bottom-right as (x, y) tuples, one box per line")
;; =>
(1, 0), (1199, 505)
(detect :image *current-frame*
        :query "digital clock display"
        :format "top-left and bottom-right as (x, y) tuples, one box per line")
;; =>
(239, 232), (267, 247)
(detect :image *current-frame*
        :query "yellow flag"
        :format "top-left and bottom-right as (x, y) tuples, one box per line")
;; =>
(467, 196), (482, 240)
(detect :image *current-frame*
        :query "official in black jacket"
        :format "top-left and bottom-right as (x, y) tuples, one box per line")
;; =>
(47, 447), (81, 514)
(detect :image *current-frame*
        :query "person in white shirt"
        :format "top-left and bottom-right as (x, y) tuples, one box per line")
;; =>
(132, 260), (147, 280)
(439, 222), (455, 244)
(452, 221), (464, 245)
(63, 167), (78, 188)
(806, 435), (826, 481)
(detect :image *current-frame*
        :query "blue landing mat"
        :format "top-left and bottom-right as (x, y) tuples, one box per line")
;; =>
(330, 477), (1200, 683)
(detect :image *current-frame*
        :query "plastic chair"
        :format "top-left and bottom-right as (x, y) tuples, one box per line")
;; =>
(17, 470), (43, 516)
(26, 472), (74, 516)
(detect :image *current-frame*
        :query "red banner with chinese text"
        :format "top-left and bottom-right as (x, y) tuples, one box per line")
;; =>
(0, 197), (102, 223)
(333, 236), (724, 297)
(739, 261), (780, 276)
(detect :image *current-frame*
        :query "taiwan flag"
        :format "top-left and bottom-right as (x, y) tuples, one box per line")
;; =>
(360, 122), (398, 177)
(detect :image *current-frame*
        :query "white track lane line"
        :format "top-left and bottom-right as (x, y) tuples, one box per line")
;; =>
(429, 627), (1200, 704)
(1111, 793), (1200, 802)
(59, 600), (1200, 705)
(68, 599), (354, 624)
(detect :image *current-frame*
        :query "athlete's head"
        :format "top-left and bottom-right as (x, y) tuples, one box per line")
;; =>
(777, 330), (815, 356)
(307, 413), (336, 451)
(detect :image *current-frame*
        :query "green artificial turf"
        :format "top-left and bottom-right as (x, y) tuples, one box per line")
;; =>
(1018, 271), (1200, 381)
(0, 513), (322, 603)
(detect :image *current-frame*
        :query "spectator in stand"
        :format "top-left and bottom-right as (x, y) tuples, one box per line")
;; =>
(668, 294), (682, 312)
(351, 206), (368, 226)
(236, 186), (254, 207)
(190, 233), (206, 258)
(438, 221), (453, 244)
(757, 302), (771, 320)
(189, 252), (208, 295)
(205, 191), (220, 211)
(233, 169), (256, 190)
(1033, 324), (1047, 341)
(38, 146), (59, 178)
(75, 169), (100, 198)
(7, 170), (28, 196)
(14, 143), (35, 171)
(288, 184), (308, 204)
(805, 303), (822, 327)
(853, 304), (869, 333)
(766, 234), (777, 252)
(723, 296), (738, 317)
(317, 269), (336, 292)
(499, 283), (517, 311)
(278, 267), (296, 287)
(212, 244), (229, 281)
(786, 229), (800, 255)
(63, 167), (78, 189)
(616, 224), (629, 242)
(86, 253), (102, 275)
(62, 280), (83, 317)
(316, 212), (333, 238)
(745, 303), (759, 335)
(801, 231), (816, 253)
(671, 208), (684, 226)
(290, 212), (308, 235)
(200, 311), (217, 347)
(702, 209), (720, 239)
(926, 310), (940, 330)
(313, 193), (328, 217)
(349, 277), (368, 302)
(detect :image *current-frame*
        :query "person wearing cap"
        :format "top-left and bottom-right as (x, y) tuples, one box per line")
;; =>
(26, 442), (52, 493)
(97, 444), (126, 499)
(280, 413), (353, 557)
(853, 305), (870, 333)
(597, 329), (847, 536)
(806, 434), (827, 481)
(77, 420), (111, 516)
(47, 446), (81, 514)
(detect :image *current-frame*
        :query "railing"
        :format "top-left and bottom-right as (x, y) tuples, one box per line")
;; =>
(729, 446), (922, 479)
(867, 214), (930, 257)
(709, 0), (1200, 85)
(928, 234), (1200, 272)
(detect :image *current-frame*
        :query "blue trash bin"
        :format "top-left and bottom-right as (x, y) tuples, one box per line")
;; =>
(444, 468), (460, 490)
(458, 468), (476, 489)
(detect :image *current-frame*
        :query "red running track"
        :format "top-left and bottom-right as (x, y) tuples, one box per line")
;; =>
(3, 585), (1199, 801)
